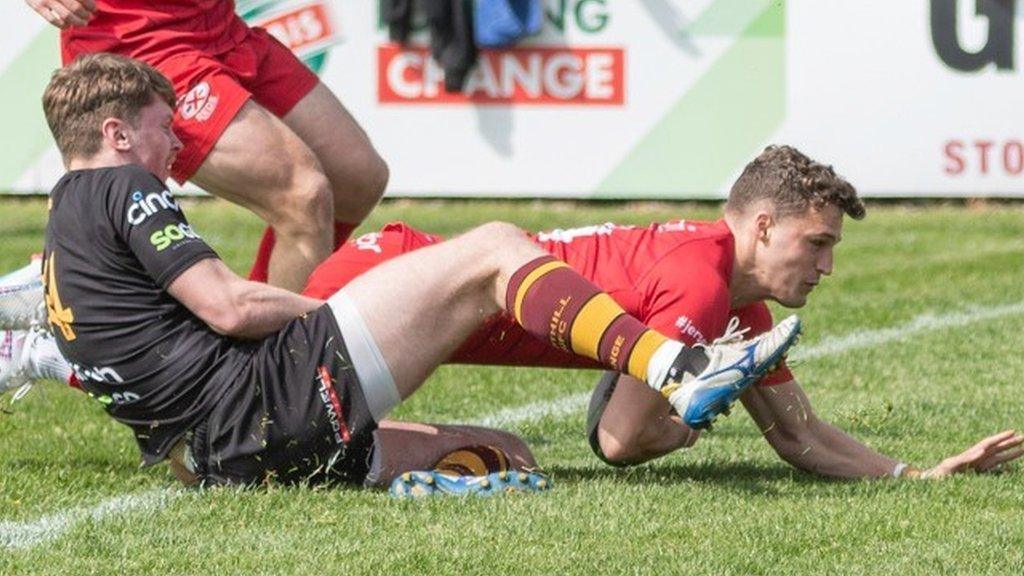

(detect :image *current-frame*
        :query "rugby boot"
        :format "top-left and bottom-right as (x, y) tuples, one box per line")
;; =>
(389, 470), (552, 499)
(0, 329), (38, 400)
(660, 315), (802, 430)
(0, 260), (45, 331)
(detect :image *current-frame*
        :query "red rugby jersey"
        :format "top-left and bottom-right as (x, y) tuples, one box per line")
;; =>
(61, 1), (249, 63)
(304, 221), (794, 386)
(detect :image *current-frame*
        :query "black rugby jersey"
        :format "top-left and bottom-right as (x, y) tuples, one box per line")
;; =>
(43, 165), (252, 465)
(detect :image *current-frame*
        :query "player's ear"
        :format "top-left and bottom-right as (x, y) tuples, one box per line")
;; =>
(754, 211), (774, 245)
(101, 117), (132, 152)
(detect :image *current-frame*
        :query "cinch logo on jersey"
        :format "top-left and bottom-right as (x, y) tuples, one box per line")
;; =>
(378, 45), (625, 105)
(150, 223), (201, 252)
(127, 189), (180, 225)
(178, 81), (219, 122)
(317, 365), (351, 445)
(674, 315), (707, 344)
(72, 363), (124, 384)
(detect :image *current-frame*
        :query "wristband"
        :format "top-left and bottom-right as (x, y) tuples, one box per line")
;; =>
(892, 462), (922, 478)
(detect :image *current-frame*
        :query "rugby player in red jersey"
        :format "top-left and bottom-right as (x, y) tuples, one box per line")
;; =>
(287, 144), (1024, 480)
(25, 0), (389, 292)
(5, 144), (1021, 481)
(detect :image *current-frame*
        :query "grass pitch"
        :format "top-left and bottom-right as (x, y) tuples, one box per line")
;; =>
(1, 198), (1023, 575)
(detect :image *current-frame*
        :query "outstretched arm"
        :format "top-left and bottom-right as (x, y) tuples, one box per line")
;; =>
(741, 379), (1024, 478)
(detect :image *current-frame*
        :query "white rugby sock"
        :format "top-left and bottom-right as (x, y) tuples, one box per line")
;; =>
(645, 340), (684, 391)
(25, 331), (72, 383)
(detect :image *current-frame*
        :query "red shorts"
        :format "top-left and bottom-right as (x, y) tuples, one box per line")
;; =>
(66, 26), (319, 184)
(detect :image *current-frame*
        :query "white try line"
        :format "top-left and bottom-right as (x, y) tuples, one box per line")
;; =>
(4, 300), (1024, 551)
(473, 300), (1024, 430)
(0, 489), (178, 551)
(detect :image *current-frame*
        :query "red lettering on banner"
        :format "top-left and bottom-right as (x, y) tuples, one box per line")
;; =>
(944, 140), (965, 175)
(1005, 141), (1024, 175)
(258, 3), (334, 53)
(378, 45), (626, 105)
(943, 139), (1024, 177)
(975, 140), (994, 174)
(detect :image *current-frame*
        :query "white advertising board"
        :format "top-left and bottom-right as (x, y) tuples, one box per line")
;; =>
(1, 0), (1021, 197)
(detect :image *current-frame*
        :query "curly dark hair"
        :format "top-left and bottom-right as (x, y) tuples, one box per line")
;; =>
(725, 145), (865, 220)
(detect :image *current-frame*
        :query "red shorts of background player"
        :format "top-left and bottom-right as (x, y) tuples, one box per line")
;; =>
(63, 26), (319, 184)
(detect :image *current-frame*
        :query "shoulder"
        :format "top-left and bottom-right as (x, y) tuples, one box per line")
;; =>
(109, 165), (165, 190)
(731, 302), (775, 336)
(646, 220), (734, 271)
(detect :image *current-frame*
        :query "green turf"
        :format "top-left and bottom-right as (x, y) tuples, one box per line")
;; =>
(2, 198), (1023, 575)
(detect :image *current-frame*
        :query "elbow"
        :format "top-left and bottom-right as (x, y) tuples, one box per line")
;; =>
(200, 299), (248, 336)
(597, 434), (639, 465)
(206, 309), (243, 336)
(597, 421), (697, 466)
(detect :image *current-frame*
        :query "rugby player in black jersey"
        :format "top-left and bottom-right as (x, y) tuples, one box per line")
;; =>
(32, 53), (805, 492)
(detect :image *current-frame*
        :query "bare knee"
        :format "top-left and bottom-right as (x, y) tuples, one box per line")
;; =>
(466, 221), (537, 260)
(469, 221), (528, 242)
(333, 151), (389, 222)
(267, 166), (334, 239)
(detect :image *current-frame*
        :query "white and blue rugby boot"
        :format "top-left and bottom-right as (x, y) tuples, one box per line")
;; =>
(0, 260), (45, 331)
(661, 315), (802, 430)
(389, 470), (551, 500)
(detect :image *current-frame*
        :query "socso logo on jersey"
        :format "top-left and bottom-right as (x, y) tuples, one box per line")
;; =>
(178, 81), (219, 121)
(127, 189), (180, 225)
(150, 223), (201, 252)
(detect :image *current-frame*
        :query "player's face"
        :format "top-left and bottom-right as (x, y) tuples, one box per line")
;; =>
(761, 205), (843, 307)
(125, 96), (182, 182)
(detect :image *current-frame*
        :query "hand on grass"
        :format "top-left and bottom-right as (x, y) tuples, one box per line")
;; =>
(924, 429), (1024, 478)
(25, 0), (95, 28)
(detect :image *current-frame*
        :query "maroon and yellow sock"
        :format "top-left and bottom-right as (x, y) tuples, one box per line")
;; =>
(433, 445), (511, 477)
(505, 255), (671, 382)
(248, 222), (359, 282)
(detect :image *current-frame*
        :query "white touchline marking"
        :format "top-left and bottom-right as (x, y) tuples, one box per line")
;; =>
(471, 392), (592, 429)
(0, 489), (178, 551)
(4, 300), (1023, 550)
(791, 301), (1024, 362)
(470, 300), (1024, 430)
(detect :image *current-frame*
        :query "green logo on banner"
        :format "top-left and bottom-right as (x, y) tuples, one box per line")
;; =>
(595, 0), (786, 199)
(237, 0), (340, 74)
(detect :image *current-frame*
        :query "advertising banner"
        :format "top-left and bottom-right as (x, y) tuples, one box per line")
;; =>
(1, 0), (1021, 198)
